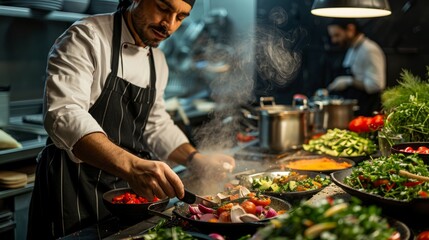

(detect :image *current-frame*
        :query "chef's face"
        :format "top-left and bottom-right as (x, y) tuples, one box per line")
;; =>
(130, 0), (191, 47)
(327, 24), (354, 49)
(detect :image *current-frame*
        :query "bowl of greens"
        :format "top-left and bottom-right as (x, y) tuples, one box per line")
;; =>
(249, 197), (410, 240)
(239, 170), (331, 203)
(331, 153), (429, 224)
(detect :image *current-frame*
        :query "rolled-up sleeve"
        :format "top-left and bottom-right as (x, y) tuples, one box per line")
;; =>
(44, 21), (106, 160)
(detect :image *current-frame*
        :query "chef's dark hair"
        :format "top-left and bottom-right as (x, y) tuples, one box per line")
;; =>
(328, 18), (362, 33)
(118, 0), (132, 10)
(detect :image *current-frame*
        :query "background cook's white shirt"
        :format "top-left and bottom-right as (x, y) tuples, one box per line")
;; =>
(342, 34), (386, 94)
(44, 12), (189, 163)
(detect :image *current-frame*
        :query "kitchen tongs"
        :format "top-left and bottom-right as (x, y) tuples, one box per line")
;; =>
(180, 189), (219, 208)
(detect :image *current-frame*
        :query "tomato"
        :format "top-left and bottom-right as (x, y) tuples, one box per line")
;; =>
(348, 116), (371, 133)
(218, 211), (231, 223)
(152, 196), (160, 202)
(217, 203), (234, 215)
(417, 146), (429, 154)
(369, 114), (384, 130)
(372, 179), (390, 187)
(240, 201), (256, 214)
(417, 231), (429, 240)
(236, 132), (256, 142)
(403, 181), (422, 187)
(402, 146), (415, 153)
(419, 191), (429, 198)
(249, 195), (271, 207)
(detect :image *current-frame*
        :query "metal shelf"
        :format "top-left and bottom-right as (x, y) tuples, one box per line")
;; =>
(0, 183), (33, 200)
(0, 5), (88, 22)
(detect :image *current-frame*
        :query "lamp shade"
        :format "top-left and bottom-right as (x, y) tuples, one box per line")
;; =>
(311, 0), (391, 18)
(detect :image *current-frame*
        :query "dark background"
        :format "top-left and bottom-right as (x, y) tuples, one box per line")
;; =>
(254, 0), (429, 105)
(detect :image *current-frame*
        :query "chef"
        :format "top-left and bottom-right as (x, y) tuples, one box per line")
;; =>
(27, 0), (235, 239)
(327, 18), (386, 116)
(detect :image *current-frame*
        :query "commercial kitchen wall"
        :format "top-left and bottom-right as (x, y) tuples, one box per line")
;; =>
(254, 0), (429, 105)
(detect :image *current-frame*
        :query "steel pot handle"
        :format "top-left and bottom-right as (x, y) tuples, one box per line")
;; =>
(147, 202), (174, 221)
(259, 96), (275, 107)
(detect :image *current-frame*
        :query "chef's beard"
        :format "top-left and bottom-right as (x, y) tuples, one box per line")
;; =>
(140, 25), (171, 48)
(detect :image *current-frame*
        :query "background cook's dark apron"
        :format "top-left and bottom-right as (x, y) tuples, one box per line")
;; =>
(330, 41), (381, 116)
(27, 10), (157, 239)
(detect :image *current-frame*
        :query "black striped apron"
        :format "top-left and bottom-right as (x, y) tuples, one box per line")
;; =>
(27, 10), (157, 239)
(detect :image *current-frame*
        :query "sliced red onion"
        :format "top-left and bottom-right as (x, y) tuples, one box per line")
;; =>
(189, 215), (199, 220)
(189, 205), (202, 215)
(198, 203), (215, 214)
(255, 205), (264, 216)
(208, 233), (225, 240)
(264, 207), (278, 219)
(199, 213), (217, 222)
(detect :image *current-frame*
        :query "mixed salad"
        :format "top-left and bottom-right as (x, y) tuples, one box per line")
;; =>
(247, 198), (400, 240)
(345, 153), (429, 201)
(249, 172), (330, 193)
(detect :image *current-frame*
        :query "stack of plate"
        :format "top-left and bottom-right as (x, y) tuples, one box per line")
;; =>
(0, 171), (27, 189)
(1, 0), (64, 11)
(62, 0), (90, 13)
(87, 0), (117, 14)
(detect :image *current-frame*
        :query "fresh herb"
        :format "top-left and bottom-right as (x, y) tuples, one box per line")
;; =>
(381, 67), (429, 113)
(142, 219), (196, 240)
(345, 153), (429, 201)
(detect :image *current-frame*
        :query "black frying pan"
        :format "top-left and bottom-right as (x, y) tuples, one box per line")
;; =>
(148, 196), (292, 239)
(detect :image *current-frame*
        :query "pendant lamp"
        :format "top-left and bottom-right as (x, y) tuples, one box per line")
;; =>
(311, 0), (391, 18)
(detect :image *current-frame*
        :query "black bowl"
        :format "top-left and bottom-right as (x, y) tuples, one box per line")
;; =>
(240, 170), (330, 203)
(173, 195), (292, 239)
(102, 187), (169, 223)
(391, 142), (429, 164)
(331, 168), (429, 228)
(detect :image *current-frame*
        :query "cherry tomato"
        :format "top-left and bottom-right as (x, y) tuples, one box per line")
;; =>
(249, 195), (271, 207)
(240, 201), (256, 214)
(417, 231), (429, 240)
(419, 191), (429, 198)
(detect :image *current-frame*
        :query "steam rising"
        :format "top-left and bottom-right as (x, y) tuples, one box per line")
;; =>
(179, 6), (305, 194)
(193, 6), (304, 151)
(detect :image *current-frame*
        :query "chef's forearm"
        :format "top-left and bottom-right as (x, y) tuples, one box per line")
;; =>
(72, 132), (136, 181)
(168, 143), (199, 166)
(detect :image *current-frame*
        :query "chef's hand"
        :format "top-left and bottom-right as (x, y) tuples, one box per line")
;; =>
(328, 76), (353, 92)
(188, 152), (236, 180)
(127, 160), (185, 201)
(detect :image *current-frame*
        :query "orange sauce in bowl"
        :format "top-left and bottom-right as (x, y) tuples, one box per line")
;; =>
(283, 157), (352, 171)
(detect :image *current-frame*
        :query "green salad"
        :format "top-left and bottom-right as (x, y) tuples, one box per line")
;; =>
(251, 172), (330, 193)
(141, 219), (196, 240)
(248, 198), (398, 240)
(345, 153), (429, 201)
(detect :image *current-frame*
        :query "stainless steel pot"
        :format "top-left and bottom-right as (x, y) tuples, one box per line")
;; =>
(323, 99), (358, 130)
(257, 97), (310, 152)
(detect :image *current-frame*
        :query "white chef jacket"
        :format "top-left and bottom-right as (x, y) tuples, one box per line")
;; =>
(342, 34), (386, 94)
(44, 12), (189, 163)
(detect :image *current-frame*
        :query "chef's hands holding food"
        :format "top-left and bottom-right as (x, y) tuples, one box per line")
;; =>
(187, 152), (236, 180)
